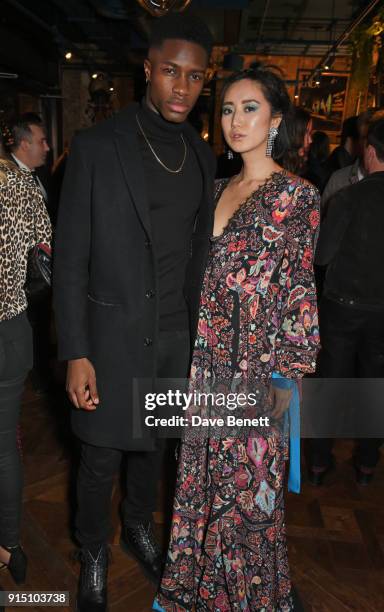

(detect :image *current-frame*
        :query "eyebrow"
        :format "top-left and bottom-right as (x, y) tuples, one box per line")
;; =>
(160, 61), (205, 73)
(223, 99), (261, 105)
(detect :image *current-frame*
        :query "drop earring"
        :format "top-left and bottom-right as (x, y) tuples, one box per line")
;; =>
(266, 126), (278, 157)
(226, 146), (234, 160)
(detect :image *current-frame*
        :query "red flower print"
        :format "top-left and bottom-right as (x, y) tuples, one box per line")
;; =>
(181, 474), (193, 491)
(214, 593), (231, 611)
(207, 328), (218, 346)
(234, 464), (250, 489)
(199, 586), (210, 599)
(250, 295), (259, 319)
(237, 490), (254, 511)
(198, 319), (208, 337)
(266, 527), (276, 542)
(272, 208), (289, 223)
(227, 239), (247, 254)
(262, 226), (285, 242)
(309, 209), (320, 228)
(302, 247), (312, 270)
(226, 268), (255, 296)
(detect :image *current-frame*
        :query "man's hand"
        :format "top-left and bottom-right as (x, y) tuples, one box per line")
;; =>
(66, 358), (99, 411)
(269, 384), (292, 419)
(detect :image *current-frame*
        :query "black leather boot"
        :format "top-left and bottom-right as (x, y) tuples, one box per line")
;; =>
(120, 522), (163, 585)
(0, 545), (27, 584)
(76, 545), (109, 612)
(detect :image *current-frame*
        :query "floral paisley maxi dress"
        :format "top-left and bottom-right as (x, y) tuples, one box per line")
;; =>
(156, 171), (321, 612)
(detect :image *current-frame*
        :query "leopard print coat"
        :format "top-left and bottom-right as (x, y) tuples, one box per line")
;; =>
(0, 158), (52, 321)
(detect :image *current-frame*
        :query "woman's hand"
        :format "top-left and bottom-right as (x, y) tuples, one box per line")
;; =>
(268, 384), (293, 419)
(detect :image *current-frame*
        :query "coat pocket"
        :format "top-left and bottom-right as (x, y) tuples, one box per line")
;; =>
(87, 293), (122, 307)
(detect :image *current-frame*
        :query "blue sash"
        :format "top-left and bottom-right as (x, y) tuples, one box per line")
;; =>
(271, 372), (300, 494)
(153, 599), (165, 611)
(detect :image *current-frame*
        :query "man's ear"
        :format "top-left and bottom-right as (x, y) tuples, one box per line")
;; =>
(144, 59), (151, 84)
(20, 139), (29, 153)
(366, 143), (375, 165)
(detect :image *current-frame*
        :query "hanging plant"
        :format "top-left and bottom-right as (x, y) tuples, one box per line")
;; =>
(346, 7), (384, 113)
(350, 25), (374, 90)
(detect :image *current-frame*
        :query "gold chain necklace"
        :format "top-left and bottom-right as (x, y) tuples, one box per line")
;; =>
(136, 114), (187, 174)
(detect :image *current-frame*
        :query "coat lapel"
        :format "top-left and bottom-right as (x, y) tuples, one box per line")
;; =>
(184, 123), (215, 237)
(113, 105), (152, 239)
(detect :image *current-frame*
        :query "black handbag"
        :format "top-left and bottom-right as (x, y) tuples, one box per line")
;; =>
(25, 243), (52, 300)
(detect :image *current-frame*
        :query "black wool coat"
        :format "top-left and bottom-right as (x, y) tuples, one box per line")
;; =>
(53, 103), (215, 450)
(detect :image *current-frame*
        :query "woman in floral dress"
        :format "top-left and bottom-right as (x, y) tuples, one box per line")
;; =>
(155, 65), (320, 611)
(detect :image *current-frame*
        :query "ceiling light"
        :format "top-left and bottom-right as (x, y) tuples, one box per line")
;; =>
(109, 87), (114, 92)
(65, 52), (72, 60)
(92, 73), (98, 79)
(315, 80), (320, 85)
(324, 65), (329, 70)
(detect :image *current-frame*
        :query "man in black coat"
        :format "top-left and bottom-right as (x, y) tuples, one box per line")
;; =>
(53, 15), (215, 611)
(308, 118), (384, 487)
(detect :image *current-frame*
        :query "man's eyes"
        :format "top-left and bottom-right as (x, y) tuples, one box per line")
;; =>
(162, 68), (203, 81)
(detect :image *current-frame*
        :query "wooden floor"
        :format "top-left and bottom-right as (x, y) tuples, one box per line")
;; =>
(1, 381), (383, 612)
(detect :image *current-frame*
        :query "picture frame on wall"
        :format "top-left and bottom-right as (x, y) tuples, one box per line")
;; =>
(298, 70), (350, 134)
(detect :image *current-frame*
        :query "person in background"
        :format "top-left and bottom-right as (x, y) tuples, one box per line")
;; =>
(321, 109), (384, 213)
(8, 113), (50, 203)
(281, 106), (313, 176)
(8, 114), (52, 394)
(308, 118), (384, 487)
(0, 132), (51, 584)
(306, 130), (330, 192)
(325, 115), (359, 177)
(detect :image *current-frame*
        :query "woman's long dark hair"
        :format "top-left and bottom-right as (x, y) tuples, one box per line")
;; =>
(281, 106), (311, 174)
(221, 62), (292, 162)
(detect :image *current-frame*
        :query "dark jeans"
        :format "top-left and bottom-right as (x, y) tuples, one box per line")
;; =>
(76, 329), (190, 548)
(309, 297), (384, 469)
(27, 294), (52, 387)
(0, 313), (33, 546)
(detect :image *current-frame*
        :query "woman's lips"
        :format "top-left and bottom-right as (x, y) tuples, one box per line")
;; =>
(230, 133), (245, 141)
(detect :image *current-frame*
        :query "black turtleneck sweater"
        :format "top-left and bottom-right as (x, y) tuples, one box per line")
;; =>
(137, 101), (203, 331)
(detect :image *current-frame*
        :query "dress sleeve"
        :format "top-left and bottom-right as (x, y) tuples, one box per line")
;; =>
(274, 182), (321, 378)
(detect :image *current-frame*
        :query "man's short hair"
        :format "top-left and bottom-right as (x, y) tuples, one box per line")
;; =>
(148, 13), (213, 58)
(10, 113), (43, 151)
(340, 116), (359, 145)
(367, 118), (384, 162)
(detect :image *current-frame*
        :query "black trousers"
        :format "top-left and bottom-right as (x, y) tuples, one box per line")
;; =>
(309, 297), (384, 469)
(0, 313), (33, 546)
(27, 294), (52, 386)
(76, 329), (190, 548)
